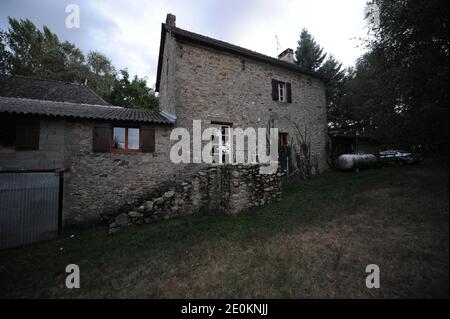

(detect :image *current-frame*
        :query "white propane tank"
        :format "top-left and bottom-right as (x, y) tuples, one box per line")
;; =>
(337, 154), (378, 171)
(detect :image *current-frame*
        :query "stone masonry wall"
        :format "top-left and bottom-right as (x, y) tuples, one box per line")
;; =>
(158, 31), (177, 116)
(108, 164), (282, 233)
(62, 119), (193, 227)
(159, 34), (328, 173)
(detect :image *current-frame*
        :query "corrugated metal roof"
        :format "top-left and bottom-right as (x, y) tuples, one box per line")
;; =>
(0, 96), (173, 124)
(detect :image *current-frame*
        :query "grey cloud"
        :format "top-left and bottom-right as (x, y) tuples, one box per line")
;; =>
(0, 0), (118, 57)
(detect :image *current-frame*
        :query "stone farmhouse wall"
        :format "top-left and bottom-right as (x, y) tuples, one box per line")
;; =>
(0, 116), (284, 228)
(159, 33), (328, 172)
(62, 119), (189, 227)
(0, 116), (190, 226)
(108, 164), (282, 233)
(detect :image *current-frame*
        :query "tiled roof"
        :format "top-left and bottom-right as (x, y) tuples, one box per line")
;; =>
(0, 74), (109, 105)
(0, 96), (173, 124)
(156, 24), (323, 91)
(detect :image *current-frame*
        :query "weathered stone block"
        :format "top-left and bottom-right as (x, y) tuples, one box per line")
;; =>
(144, 201), (154, 212)
(137, 205), (145, 213)
(128, 211), (144, 218)
(163, 190), (176, 199)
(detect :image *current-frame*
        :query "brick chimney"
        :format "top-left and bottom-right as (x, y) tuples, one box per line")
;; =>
(278, 48), (294, 63)
(166, 13), (176, 27)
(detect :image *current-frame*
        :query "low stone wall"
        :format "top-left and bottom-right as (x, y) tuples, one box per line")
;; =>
(109, 164), (282, 233)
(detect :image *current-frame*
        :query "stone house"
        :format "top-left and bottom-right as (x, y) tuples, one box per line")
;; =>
(0, 14), (326, 246)
(157, 14), (327, 171)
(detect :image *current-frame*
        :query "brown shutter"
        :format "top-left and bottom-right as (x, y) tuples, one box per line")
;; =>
(271, 79), (279, 101)
(287, 82), (292, 103)
(140, 126), (155, 153)
(92, 123), (112, 153)
(15, 118), (40, 150)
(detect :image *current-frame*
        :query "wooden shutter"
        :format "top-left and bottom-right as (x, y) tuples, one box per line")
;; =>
(15, 118), (40, 150)
(271, 79), (279, 101)
(92, 123), (112, 153)
(286, 82), (292, 103)
(140, 126), (155, 153)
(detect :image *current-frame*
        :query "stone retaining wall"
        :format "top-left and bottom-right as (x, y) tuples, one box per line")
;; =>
(109, 164), (282, 233)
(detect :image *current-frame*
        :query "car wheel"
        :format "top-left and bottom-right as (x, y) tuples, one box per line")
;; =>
(396, 159), (405, 166)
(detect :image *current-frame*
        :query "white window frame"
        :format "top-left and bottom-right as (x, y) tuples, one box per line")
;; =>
(211, 124), (232, 164)
(278, 82), (287, 103)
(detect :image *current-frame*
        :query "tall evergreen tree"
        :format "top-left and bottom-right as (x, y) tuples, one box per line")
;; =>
(319, 55), (345, 114)
(294, 28), (327, 72)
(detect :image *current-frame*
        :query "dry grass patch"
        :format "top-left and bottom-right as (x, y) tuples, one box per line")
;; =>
(0, 161), (448, 298)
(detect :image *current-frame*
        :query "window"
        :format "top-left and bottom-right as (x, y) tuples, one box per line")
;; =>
(0, 117), (40, 151)
(113, 127), (140, 152)
(278, 82), (287, 103)
(279, 132), (289, 146)
(210, 123), (231, 164)
(271, 79), (292, 103)
(93, 124), (154, 153)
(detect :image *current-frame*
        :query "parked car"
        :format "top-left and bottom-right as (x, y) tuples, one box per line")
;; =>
(379, 150), (421, 166)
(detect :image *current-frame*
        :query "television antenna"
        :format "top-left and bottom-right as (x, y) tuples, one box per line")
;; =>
(275, 35), (282, 56)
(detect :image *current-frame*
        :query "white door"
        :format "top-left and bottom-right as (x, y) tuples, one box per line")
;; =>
(211, 124), (231, 164)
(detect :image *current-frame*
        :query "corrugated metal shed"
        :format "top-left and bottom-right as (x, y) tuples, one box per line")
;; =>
(0, 172), (60, 249)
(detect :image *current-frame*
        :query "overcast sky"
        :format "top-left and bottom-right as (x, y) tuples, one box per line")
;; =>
(0, 0), (369, 88)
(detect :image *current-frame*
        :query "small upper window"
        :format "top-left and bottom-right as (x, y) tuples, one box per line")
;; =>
(113, 127), (140, 152)
(272, 79), (292, 103)
(278, 82), (287, 103)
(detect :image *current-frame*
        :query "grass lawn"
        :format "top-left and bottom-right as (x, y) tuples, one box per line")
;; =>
(0, 160), (448, 298)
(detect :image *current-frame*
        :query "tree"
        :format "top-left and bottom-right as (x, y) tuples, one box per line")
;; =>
(295, 29), (327, 72)
(6, 17), (43, 76)
(1, 18), (159, 110)
(332, 50), (401, 141)
(5, 17), (88, 82)
(59, 41), (89, 83)
(319, 55), (345, 114)
(110, 69), (159, 110)
(0, 29), (11, 73)
(87, 51), (114, 77)
(362, 0), (449, 152)
(86, 51), (116, 100)
(294, 29), (349, 125)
